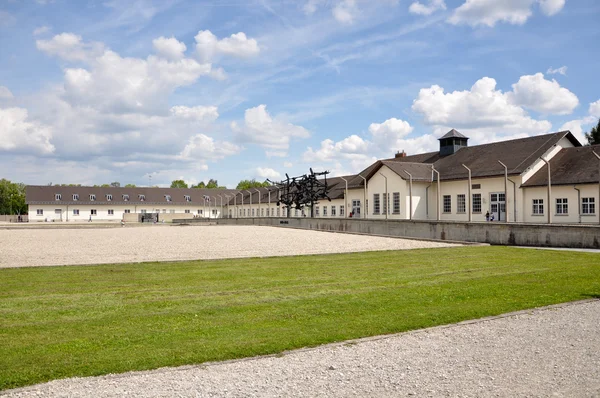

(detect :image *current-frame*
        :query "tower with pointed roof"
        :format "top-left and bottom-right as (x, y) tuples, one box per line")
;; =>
(439, 129), (469, 156)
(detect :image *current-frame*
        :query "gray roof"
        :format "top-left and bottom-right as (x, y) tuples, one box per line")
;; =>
(439, 128), (468, 140)
(521, 145), (600, 187)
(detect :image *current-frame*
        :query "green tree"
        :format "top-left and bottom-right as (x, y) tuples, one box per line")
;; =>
(236, 179), (271, 190)
(192, 181), (206, 189)
(124, 183), (136, 188)
(585, 119), (600, 145)
(170, 180), (188, 189)
(0, 179), (27, 215)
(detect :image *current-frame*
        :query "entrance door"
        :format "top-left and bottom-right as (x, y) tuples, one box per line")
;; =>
(489, 192), (506, 221)
(352, 200), (361, 218)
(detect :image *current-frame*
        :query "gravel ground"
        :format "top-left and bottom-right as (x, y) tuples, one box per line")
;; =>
(0, 225), (457, 268)
(3, 300), (599, 398)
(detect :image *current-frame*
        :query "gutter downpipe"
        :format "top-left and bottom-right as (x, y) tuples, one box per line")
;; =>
(379, 172), (388, 220)
(497, 160), (509, 222)
(254, 188), (261, 217)
(432, 166), (441, 221)
(507, 178), (517, 222)
(217, 194), (223, 218)
(340, 177), (349, 217)
(245, 190), (253, 217)
(594, 151), (600, 225)
(573, 186), (581, 223)
(540, 158), (551, 224)
(358, 175), (368, 219)
(462, 164), (472, 222)
(237, 192), (243, 218)
(402, 170), (413, 220)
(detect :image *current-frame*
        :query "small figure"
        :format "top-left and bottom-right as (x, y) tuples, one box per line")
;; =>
(349, 211), (353, 218)
(485, 211), (490, 222)
(89, 215), (92, 222)
(121, 219), (125, 227)
(490, 213), (495, 222)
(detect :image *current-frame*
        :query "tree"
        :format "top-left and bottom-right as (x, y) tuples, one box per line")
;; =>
(0, 179), (27, 215)
(170, 180), (188, 189)
(192, 182), (206, 189)
(124, 183), (136, 188)
(585, 119), (600, 145)
(236, 179), (271, 190)
(110, 182), (121, 187)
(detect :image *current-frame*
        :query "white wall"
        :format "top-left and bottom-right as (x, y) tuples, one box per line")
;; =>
(367, 166), (408, 220)
(522, 184), (600, 224)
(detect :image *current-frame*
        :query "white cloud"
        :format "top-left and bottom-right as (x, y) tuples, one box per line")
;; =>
(209, 67), (227, 81)
(195, 30), (260, 63)
(234, 104), (310, 154)
(332, 0), (358, 24)
(412, 77), (552, 137)
(0, 10), (16, 28)
(409, 0), (446, 16)
(33, 25), (51, 36)
(0, 86), (13, 99)
(303, 0), (323, 14)
(36, 33), (105, 62)
(546, 66), (567, 75)
(303, 135), (376, 172)
(538, 0), (565, 16)
(559, 116), (596, 145)
(255, 167), (281, 180)
(508, 73), (578, 115)
(152, 36), (187, 60)
(589, 100), (600, 118)
(283, 161), (293, 168)
(179, 133), (241, 161)
(0, 107), (54, 154)
(448, 0), (564, 27)
(170, 105), (219, 122)
(368, 118), (414, 150)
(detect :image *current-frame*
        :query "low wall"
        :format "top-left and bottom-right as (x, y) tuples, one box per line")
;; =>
(0, 215), (28, 222)
(210, 218), (600, 249)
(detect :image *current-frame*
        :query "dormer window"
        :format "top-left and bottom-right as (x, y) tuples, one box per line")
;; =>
(90, 194), (96, 201)
(72, 194), (79, 201)
(123, 194), (129, 201)
(184, 195), (191, 202)
(55, 194), (62, 201)
(165, 195), (172, 202)
(139, 194), (145, 201)
(106, 194), (112, 201)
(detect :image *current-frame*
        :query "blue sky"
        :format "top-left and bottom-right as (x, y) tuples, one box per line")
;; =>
(1, 0), (599, 188)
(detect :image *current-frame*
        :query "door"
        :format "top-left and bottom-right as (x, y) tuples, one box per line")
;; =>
(352, 200), (361, 218)
(489, 193), (506, 221)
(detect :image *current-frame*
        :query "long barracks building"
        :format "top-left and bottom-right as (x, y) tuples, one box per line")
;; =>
(26, 129), (600, 225)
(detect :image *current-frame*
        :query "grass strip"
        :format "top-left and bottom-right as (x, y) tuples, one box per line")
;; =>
(0, 246), (599, 390)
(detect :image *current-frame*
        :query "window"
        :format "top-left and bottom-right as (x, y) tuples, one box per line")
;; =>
(443, 195), (451, 213)
(140, 209), (146, 214)
(331, 206), (336, 216)
(124, 209), (131, 214)
(252, 209), (255, 217)
(184, 195), (191, 202)
(37, 209), (43, 215)
(556, 198), (568, 215)
(532, 199), (544, 215)
(165, 195), (172, 202)
(582, 198), (595, 214)
(295, 209), (299, 216)
(277, 208), (280, 216)
(123, 194), (129, 201)
(212, 209), (217, 215)
(106, 194), (112, 201)
(73, 194), (79, 201)
(90, 194), (96, 201)
(340, 205), (345, 217)
(73, 209), (79, 215)
(261, 208), (264, 217)
(472, 194), (482, 213)
(184, 209), (190, 214)
(393, 192), (400, 214)
(323, 206), (327, 216)
(472, 184), (481, 190)
(457, 194), (466, 213)
(91, 209), (97, 215)
(315, 206), (320, 216)
(139, 194), (145, 201)
(55, 194), (61, 201)
(55, 209), (61, 214)
(162, 209), (166, 213)
(108, 209), (114, 215)
(243, 209), (246, 217)
(373, 194), (380, 214)
(382, 193), (388, 215)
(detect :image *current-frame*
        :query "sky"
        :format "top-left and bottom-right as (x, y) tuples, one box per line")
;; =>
(1, 0), (599, 188)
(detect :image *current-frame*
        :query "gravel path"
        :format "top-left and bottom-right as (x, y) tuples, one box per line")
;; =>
(0, 225), (457, 268)
(3, 300), (599, 397)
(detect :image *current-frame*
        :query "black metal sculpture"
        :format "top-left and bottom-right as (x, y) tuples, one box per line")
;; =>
(269, 168), (331, 217)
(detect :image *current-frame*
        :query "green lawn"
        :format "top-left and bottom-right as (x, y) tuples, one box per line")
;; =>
(1, 246), (599, 390)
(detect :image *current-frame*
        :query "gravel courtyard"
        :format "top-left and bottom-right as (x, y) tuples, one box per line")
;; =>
(4, 300), (599, 397)
(0, 225), (457, 268)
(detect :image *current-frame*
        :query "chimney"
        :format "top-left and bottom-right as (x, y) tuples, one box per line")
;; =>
(395, 150), (407, 158)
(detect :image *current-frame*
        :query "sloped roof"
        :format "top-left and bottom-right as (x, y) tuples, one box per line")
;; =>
(381, 161), (434, 181)
(521, 145), (600, 187)
(439, 129), (468, 140)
